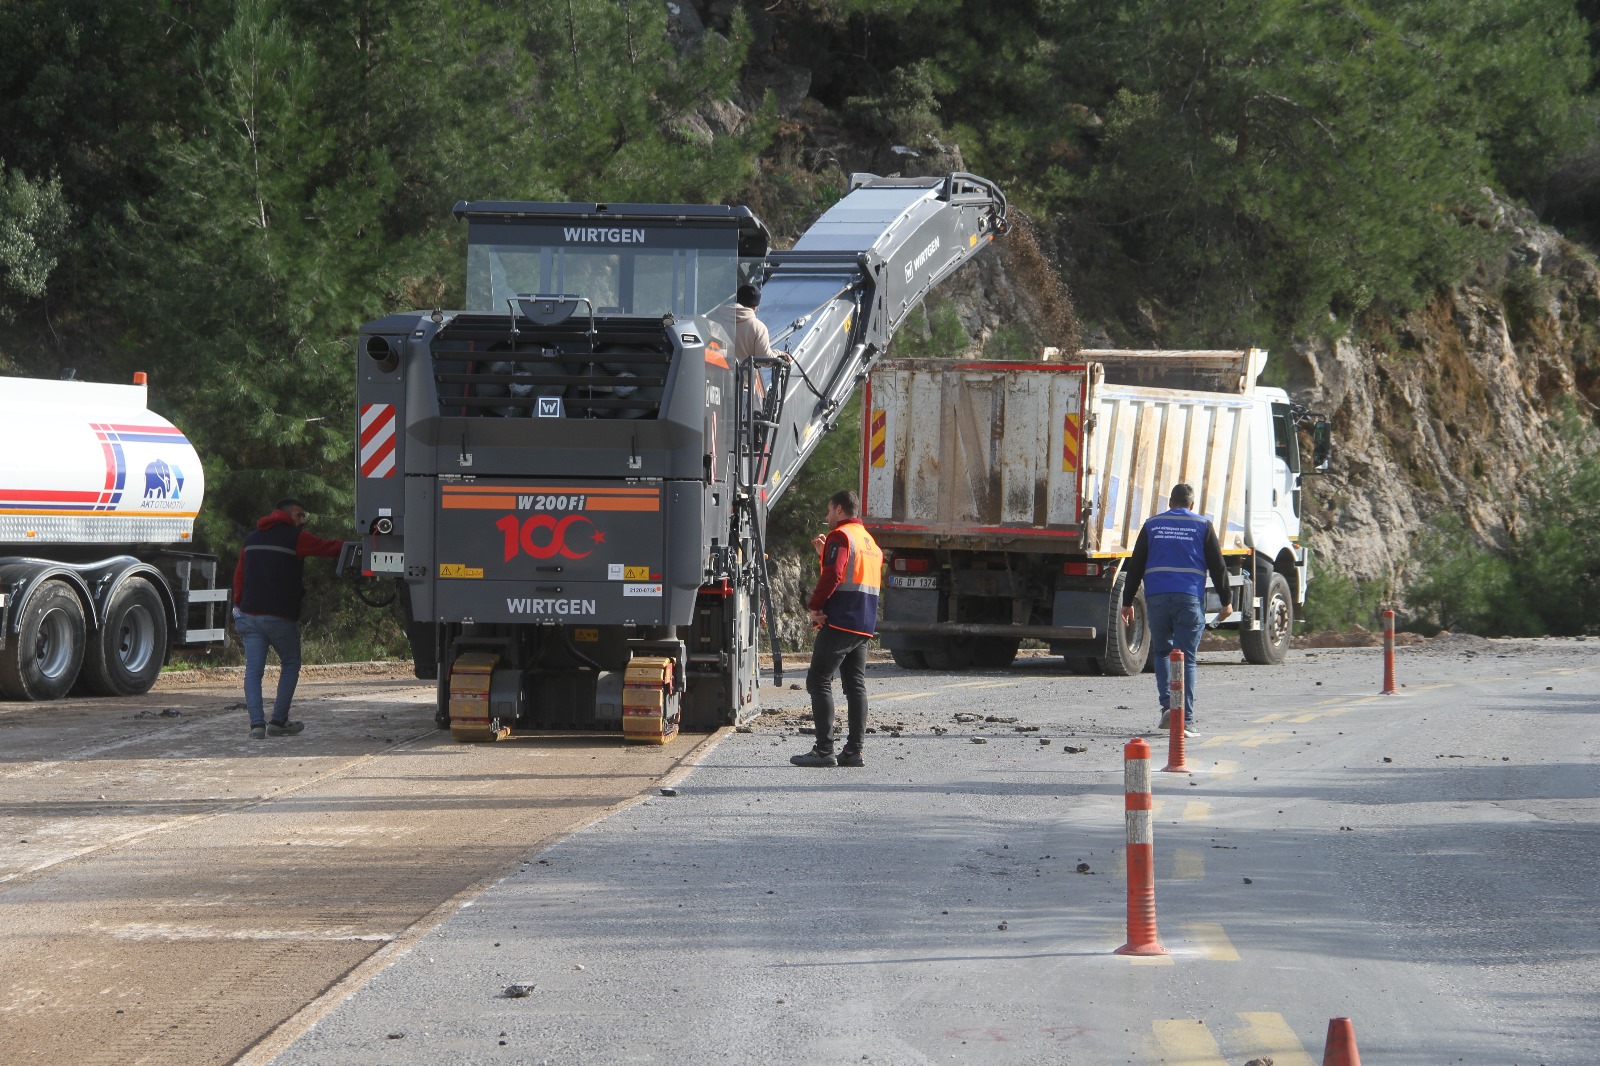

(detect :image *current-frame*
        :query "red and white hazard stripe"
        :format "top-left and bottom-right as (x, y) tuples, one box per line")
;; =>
(359, 403), (397, 478)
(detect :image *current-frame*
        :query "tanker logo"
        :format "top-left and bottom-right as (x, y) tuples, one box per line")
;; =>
(143, 460), (183, 499)
(139, 460), (186, 509)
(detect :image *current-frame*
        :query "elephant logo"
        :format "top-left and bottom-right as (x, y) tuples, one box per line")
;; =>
(143, 460), (184, 500)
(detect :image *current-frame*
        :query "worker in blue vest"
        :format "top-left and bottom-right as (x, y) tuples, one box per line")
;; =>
(1120, 483), (1233, 737)
(791, 489), (884, 768)
(231, 498), (346, 739)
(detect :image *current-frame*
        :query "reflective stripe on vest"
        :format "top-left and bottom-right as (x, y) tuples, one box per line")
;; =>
(1141, 509), (1209, 600)
(824, 521), (883, 636)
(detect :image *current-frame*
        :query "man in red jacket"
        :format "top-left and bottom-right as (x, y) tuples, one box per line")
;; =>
(232, 499), (345, 739)
(791, 490), (883, 768)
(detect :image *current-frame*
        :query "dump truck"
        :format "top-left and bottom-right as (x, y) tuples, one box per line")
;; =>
(0, 373), (231, 700)
(861, 349), (1331, 673)
(351, 173), (1007, 740)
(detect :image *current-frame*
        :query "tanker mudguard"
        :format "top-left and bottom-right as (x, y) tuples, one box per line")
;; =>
(354, 174), (1006, 737)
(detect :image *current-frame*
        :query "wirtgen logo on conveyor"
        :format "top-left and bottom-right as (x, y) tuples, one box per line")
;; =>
(904, 236), (940, 283)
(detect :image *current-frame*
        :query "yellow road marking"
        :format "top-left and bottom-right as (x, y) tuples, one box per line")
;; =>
(940, 680), (1018, 690)
(1252, 712), (1288, 723)
(872, 691), (937, 703)
(1126, 952), (1174, 967)
(1151, 1018), (1227, 1063)
(1211, 759), (1238, 775)
(1181, 801), (1210, 821)
(1240, 734), (1292, 748)
(1235, 1012), (1316, 1066)
(1172, 848), (1204, 879)
(1183, 921), (1240, 961)
(1198, 734), (1245, 747)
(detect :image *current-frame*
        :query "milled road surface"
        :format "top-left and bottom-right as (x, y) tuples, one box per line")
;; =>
(261, 636), (1598, 1066)
(0, 664), (747, 1066)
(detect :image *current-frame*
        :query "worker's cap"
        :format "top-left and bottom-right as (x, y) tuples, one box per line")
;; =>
(736, 284), (761, 308)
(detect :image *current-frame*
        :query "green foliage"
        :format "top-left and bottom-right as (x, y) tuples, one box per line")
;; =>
(767, 393), (863, 557)
(0, 163), (70, 312)
(1404, 514), (1529, 635)
(888, 300), (970, 357)
(1407, 411), (1600, 636)
(775, 0), (1594, 345)
(1300, 569), (1386, 633)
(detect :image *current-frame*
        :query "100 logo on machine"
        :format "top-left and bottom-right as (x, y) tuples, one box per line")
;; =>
(494, 513), (604, 561)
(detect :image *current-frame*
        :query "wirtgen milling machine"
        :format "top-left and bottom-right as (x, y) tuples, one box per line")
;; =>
(352, 173), (1007, 741)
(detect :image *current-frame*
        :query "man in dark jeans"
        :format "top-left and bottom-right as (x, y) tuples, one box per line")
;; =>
(232, 498), (345, 740)
(791, 490), (883, 768)
(1120, 483), (1233, 737)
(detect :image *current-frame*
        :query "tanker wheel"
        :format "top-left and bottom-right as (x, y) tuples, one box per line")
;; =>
(79, 578), (169, 697)
(0, 581), (87, 701)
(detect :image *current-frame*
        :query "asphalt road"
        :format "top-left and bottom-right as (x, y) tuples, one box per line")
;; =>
(0, 665), (721, 1066)
(263, 635), (1600, 1066)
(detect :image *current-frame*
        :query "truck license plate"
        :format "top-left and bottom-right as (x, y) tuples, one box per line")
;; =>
(368, 551), (405, 574)
(889, 575), (939, 589)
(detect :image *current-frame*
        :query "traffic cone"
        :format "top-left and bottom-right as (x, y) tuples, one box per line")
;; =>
(1322, 1017), (1361, 1066)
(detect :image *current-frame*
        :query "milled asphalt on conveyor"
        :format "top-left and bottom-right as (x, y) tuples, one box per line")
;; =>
(264, 640), (1600, 1065)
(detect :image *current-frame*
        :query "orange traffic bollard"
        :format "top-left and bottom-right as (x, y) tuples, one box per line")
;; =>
(1161, 649), (1190, 773)
(1115, 737), (1168, 956)
(1321, 1016), (1362, 1065)
(1380, 608), (1397, 695)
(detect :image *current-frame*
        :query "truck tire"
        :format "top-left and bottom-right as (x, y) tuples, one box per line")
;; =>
(1096, 574), (1148, 677)
(80, 577), (169, 697)
(1241, 571), (1293, 665)
(890, 648), (929, 670)
(0, 581), (87, 701)
(923, 639), (973, 671)
(970, 638), (1019, 669)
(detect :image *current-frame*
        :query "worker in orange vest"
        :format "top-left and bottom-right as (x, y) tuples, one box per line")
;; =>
(791, 490), (883, 768)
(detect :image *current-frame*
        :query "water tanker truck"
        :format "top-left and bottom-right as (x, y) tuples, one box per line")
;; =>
(0, 373), (231, 700)
(350, 173), (1008, 740)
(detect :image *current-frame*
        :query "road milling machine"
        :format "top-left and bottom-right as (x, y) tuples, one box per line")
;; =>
(352, 173), (1008, 741)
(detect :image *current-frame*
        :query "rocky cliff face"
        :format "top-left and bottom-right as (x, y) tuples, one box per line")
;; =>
(1282, 195), (1599, 598)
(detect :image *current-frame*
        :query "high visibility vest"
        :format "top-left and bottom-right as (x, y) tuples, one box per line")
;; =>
(1140, 508), (1210, 600)
(823, 520), (883, 636)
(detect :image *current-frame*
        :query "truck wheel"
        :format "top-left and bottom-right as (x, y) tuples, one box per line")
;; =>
(970, 638), (1019, 669)
(1241, 572), (1293, 665)
(1097, 575), (1148, 677)
(80, 577), (169, 697)
(890, 648), (929, 670)
(923, 639), (973, 671)
(0, 581), (87, 701)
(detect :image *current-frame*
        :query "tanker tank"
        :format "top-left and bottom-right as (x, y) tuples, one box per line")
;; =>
(0, 372), (228, 702)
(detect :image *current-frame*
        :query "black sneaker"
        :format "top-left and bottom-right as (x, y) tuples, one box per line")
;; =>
(789, 747), (837, 767)
(837, 747), (864, 767)
(249, 726), (266, 740)
(1158, 709), (1172, 730)
(266, 720), (305, 737)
